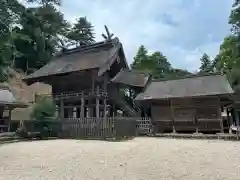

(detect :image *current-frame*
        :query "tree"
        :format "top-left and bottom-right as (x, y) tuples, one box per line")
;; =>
(229, 0), (240, 33)
(214, 36), (240, 72)
(131, 45), (149, 70)
(149, 52), (172, 79)
(26, 0), (61, 6)
(131, 45), (192, 79)
(31, 98), (56, 120)
(67, 17), (95, 47)
(13, 0), (68, 72)
(213, 0), (240, 87)
(199, 53), (213, 73)
(167, 69), (192, 79)
(0, 0), (28, 81)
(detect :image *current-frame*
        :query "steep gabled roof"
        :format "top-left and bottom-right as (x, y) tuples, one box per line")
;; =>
(111, 69), (151, 87)
(135, 74), (233, 101)
(24, 38), (128, 81)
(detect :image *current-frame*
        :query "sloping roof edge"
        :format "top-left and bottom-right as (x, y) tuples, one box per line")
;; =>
(111, 69), (151, 87)
(23, 38), (128, 83)
(135, 74), (234, 101)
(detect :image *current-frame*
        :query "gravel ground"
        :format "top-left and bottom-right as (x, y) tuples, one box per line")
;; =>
(1, 138), (240, 180)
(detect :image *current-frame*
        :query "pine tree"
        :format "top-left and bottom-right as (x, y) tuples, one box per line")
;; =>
(131, 45), (148, 70)
(149, 52), (172, 79)
(199, 53), (213, 73)
(67, 17), (95, 46)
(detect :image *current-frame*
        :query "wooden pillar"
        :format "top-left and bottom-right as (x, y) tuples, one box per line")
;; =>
(55, 105), (59, 118)
(113, 103), (116, 117)
(80, 97), (84, 118)
(103, 98), (107, 118)
(219, 105), (224, 134)
(170, 99), (176, 133)
(96, 86), (100, 118)
(92, 75), (95, 93)
(228, 108), (233, 134)
(234, 107), (240, 138)
(73, 107), (77, 118)
(195, 109), (199, 134)
(103, 74), (107, 118)
(8, 109), (11, 132)
(60, 100), (64, 120)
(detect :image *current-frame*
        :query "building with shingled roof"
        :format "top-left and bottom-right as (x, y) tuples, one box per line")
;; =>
(24, 38), (149, 120)
(135, 73), (234, 133)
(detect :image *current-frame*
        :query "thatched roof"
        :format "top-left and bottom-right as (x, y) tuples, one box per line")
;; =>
(135, 74), (233, 101)
(24, 38), (128, 83)
(111, 69), (151, 87)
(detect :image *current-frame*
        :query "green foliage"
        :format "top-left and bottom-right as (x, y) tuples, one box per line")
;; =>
(31, 98), (56, 120)
(16, 126), (29, 138)
(199, 53), (213, 73)
(26, 0), (61, 6)
(13, 2), (68, 72)
(0, 0), (28, 81)
(0, 0), (98, 77)
(149, 52), (172, 79)
(227, 68), (240, 88)
(229, 0), (240, 33)
(131, 45), (191, 79)
(213, 0), (240, 87)
(131, 45), (149, 70)
(67, 17), (95, 46)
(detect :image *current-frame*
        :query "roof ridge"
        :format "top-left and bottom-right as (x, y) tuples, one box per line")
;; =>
(56, 37), (120, 57)
(152, 72), (224, 82)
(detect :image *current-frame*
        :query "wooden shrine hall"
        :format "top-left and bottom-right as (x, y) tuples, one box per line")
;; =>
(23, 36), (237, 134)
(23, 38), (150, 120)
(135, 74), (234, 133)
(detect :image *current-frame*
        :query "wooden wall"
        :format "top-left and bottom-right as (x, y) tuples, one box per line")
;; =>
(151, 96), (223, 133)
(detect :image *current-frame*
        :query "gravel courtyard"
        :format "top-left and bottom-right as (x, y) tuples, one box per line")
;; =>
(1, 138), (240, 180)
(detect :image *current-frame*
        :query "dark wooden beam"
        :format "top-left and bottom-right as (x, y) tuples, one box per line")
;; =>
(81, 97), (84, 118)
(60, 100), (64, 120)
(96, 86), (100, 118)
(8, 109), (11, 132)
(170, 99), (176, 133)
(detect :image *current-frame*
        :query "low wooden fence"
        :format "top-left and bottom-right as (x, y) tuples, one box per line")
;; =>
(7, 117), (152, 139)
(60, 117), (115, 138)
(60, 117), (151, 139)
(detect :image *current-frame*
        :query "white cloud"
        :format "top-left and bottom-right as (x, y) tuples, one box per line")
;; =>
(61, 0), (234, 71)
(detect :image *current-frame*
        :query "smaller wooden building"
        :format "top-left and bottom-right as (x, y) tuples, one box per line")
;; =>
(135, 74), (234, 133)
(0, 84), (28, 132)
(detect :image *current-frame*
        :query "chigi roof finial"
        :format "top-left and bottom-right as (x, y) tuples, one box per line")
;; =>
(102, 25), (114, 41)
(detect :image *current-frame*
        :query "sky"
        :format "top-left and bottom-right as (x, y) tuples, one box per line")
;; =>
(60, 0), (234, 72)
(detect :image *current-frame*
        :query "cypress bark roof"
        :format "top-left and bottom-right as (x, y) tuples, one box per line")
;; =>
(24, 38), (128, 81)
(111, 69), (151, 87)
(135, 74), (233, 101)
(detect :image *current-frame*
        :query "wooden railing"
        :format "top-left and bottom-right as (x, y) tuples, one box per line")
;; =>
(36, 89), (108, 101)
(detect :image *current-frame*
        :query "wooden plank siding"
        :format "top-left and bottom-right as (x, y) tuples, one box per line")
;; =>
(151, 96), (223, 133)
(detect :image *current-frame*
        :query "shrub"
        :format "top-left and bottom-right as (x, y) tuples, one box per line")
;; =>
(16, 126), (28, 138)
(30, 98), (57, 139)
(30, 98), (56, 121)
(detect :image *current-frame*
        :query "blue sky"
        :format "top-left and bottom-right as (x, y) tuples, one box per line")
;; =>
(60, 0), (234, 71)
